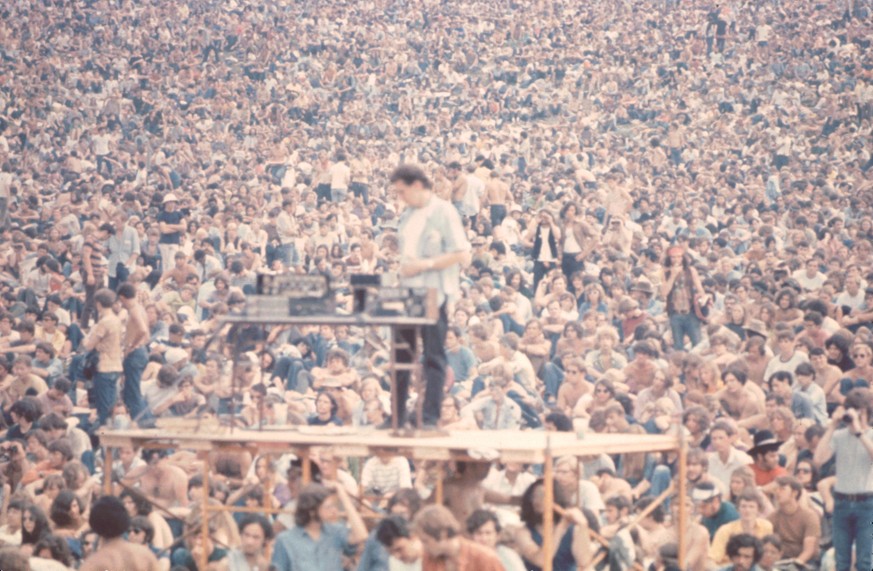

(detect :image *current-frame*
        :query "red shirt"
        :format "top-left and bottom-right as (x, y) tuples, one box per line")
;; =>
(751, 463), (787, 486)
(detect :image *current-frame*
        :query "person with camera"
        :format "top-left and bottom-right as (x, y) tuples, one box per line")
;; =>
(813, 387), (873, 571)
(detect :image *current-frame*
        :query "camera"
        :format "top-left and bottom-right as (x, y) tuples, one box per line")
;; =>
(842, 409), (855, 424)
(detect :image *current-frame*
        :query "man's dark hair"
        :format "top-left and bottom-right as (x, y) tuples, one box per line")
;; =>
(387, 488), (423, 517)
(844, 387), (873, 420)
(466, 509), (501, 534)
(33, 534), (73, 567)
(52, 377), (72, 394)
(803, 311), (822, 326)
(93, 288), (116, 309)
(47, 439), (73, 462)
(633, 496), (665, 523)
(375, 515), (411, 548)
(794, 362), (815, 378)
(117, 283), (137, 299)
(10, 398), (42, 424)
(130, 515), (155, 544)
(89, 496), (130, 539)
(38, 412), (67, 432)
(50, 490), (83, 528)
(294, 483), (334, 527)
(605, 495), (631, 513)
(238, 514), (274, 542)
(768, 371), (793, 391)
(725, 533), (762, 562)
(389, 164), (432, 189)
(545, 411), (573, 432)
(35, 342), (55, 358)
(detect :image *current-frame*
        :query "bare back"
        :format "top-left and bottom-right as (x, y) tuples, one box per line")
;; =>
(124, 301), (149, 349)
(81, 539), (161, 571)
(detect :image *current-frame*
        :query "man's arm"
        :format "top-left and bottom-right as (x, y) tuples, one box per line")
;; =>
(81, 322), (102, 351)
(334, 483), (367, 545)
(795, 531), (819, 565)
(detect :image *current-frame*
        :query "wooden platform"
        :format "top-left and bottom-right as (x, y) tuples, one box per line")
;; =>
(98, 427), (680, 462)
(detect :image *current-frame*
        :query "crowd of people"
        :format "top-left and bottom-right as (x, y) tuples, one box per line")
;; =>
(1, 0), (872, 568)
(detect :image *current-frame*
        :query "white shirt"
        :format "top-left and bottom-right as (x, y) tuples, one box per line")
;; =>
(329, 161), (351, 189)
(360, 456), (412, 494)
(707, 448), (753, 491)
(0, 172), (13, 200)
(92, 133), (111, 156)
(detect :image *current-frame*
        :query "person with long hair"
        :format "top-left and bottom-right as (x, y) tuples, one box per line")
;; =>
(20, 504), (51, 556)
(49, 489), (87, 538)
(271, 483), (367, 570)
(512, 478), (594, 571)
(662, 244), (706, 350)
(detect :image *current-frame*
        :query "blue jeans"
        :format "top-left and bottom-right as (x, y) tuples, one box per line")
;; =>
(350, 182), (369, 204)
(277, 243), (299, 268)
(669, 312), (702, 350)
(122, 347), (148, 421)
(331, 187), (348, 202)
(833, 495), (873, 571)
(93, 372), (120, 427)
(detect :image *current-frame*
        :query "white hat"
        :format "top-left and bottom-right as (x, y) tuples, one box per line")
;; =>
(162, 193), (179, 204)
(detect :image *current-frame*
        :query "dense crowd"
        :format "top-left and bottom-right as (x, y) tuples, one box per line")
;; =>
(0, 0), (872, 569)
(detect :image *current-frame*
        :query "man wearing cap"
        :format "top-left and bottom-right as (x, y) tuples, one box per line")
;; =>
(391, 165), (470, 428)
(692, 481), (739, 540)
(747, 430), (787, 488)
(157, 193), (186, 270)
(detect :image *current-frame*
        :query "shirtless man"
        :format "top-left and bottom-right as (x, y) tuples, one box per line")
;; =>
(159, 251), (198, 289)
(122, 450), (190, 511)
(118, 283), (149, 421)
(484, 170), (511, 227)
(80, 496), (161, 571)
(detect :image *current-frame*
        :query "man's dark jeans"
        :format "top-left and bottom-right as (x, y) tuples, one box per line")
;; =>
(395, 304), (448, 427)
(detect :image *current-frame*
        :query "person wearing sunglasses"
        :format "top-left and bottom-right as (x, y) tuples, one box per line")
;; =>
(80, 496), (160, 571)
(127, 516), (169, 571)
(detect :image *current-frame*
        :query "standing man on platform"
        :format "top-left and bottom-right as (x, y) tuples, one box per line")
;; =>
(391, 164), (471, 428)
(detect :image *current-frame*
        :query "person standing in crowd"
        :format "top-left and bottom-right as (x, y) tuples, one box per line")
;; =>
(80, 288), (123, 427)
(662, 245), (706, 350)
(117, 283), (149, 422)
(156, 194), (185, 270)
(391, 165), (471, 428)
(813, 388), (873, 571)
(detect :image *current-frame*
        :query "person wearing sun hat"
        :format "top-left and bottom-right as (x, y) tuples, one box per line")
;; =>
(156, 193), (186, 272)
(748, 429), (787, 488)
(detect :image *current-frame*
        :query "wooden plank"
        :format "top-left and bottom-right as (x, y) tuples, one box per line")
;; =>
(98, 428), (680, 463)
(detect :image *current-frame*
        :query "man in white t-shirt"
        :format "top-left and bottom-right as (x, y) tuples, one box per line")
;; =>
(791, 258), (827, 292)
